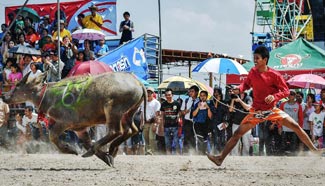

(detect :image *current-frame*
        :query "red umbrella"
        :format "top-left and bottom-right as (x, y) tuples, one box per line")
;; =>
(287, 74), (325, 89)
(67, 60), (113, 77)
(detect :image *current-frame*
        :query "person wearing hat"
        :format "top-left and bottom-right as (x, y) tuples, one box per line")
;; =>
(308, 101), (325, 149)
(119, 11), (134, 45)
(141, 87), (161, 155)
(82, 4), (103, 31)
(43, 50), (65, 82)
(52, 20), (72, 42)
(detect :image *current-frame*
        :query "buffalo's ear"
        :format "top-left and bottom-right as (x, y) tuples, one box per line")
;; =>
(34, 71), (48, 84)
(16, 71), (31, 87)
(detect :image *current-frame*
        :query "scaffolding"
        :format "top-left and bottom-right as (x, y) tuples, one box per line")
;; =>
(253, 0), (313, 49)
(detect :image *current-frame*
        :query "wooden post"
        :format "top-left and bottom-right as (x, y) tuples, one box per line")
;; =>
(209, 72), (213, 87)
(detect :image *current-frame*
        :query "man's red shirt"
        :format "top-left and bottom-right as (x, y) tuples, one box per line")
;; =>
(239, 67), (290, 111)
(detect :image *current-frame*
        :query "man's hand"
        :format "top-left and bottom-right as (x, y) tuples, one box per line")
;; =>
(264, 95), (275, 104)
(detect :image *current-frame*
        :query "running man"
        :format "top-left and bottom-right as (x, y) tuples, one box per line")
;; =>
(207, 46), (320, 166)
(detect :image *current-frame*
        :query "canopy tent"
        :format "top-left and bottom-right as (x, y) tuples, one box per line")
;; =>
(227, 38), (325, 85)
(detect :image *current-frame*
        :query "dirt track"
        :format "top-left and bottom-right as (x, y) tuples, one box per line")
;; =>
(0, 153), (325, 186)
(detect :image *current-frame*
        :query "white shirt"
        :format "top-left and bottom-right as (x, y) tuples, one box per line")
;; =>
(309, 111), (325, 137)
(27, 69), (42, 82)
(22, 113), (38, 128)
(141, 99), (161, 121)
(181, 97), (199, 120)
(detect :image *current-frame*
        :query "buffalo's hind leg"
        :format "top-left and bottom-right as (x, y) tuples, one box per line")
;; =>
(76, 129), (114, 167)
(110, 110), (139, 157)
(49, 123), (78, 155)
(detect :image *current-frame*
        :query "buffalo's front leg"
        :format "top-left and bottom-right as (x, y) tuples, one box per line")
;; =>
(76, 129), (114, 167)
(82, 101), (123, 157)
(49, 123), (78, 155)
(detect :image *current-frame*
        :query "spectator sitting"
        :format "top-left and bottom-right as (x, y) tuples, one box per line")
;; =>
(14, 15), (25, 36)
(23, 17), (33, 34)
(27, 62), (42, 82)
(38, 15), (52, 35)
(6, 63), (23, 90)
(17, 33), (29, 46)
(82, 4), (103, 31)
(81, 39), (95, 61)
(75, 51), (85, 66)
(94, 39), (109, 58)
(25, 26), (40, 47)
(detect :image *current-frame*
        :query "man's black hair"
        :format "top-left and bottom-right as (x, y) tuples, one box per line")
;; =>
(123, 11), (130, 16)
(165, 88), (173, 94)
(254, 46), (270, 65)
(189, 85), (199, 92)
(25, 106), (34, 112)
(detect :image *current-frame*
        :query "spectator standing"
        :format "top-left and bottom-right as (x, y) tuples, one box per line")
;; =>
(141, 87), (160, 155)
(180, 85), (199, 154)
(60, 36), (78, 78)
(279, 91), (303, 155)
(192, 90), (213, 154)
(210, 87), (229, 154)
(43, 51), (64, 82)
(82, 5), (103, 31)
(309, 101), (325, 149)
(302, 93), (315, 150)
(229, 90), (252, 156)
(23, 106), (44, 141)
(21, 54), (33, 76)
(160, 89), (181, 154)
(0, 97), (10, 147)
(119, 11), (134, 45)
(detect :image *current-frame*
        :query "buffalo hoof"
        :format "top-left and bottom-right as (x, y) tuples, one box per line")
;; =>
(82, 148), (95, 157)
(104, 154), (114, 167)
(63, 144), (78, 155)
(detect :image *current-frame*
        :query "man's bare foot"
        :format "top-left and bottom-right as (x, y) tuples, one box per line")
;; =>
(207, 154), (223, 166)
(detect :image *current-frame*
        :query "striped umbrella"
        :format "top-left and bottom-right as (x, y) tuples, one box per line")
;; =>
(192, 58), (248, 75)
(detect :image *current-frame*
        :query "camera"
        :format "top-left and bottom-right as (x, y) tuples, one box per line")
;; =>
(230, 94), (239, 99)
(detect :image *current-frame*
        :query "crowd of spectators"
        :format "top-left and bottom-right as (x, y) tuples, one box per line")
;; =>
(125, 86), (325, 156)
(0, 5), (135, 153)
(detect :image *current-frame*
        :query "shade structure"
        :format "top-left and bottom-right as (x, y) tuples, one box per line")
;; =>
(67, 61), (113, 77)
(8, 45), (41, 56)
(287, 74), (325, 89)
(192, 58), (248, 75)
(72, 28), (105, 41)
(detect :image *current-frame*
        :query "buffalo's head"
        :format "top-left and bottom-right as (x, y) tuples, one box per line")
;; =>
(5, 72), (48, 104)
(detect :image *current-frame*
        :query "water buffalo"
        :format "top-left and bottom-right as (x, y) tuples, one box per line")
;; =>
(5, 72), (147, 167)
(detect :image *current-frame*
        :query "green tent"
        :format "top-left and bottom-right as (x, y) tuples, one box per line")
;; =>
(268, 38), (325, 71)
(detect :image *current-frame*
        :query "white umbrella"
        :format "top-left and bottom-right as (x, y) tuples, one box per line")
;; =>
(192, 58), (248, 75)
(71, 28), (105, 40)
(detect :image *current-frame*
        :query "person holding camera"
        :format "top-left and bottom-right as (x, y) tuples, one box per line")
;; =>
(192, 90), (213, 154)
(229, 89), (252, 156)
(60, 36), (78, 78)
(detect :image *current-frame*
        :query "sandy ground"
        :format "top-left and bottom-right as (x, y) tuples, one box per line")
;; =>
(0, 152), (325, 186)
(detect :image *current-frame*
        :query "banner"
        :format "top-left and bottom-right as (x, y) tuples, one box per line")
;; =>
(5, 0), (117, 36)
(98, 36), (148, 80)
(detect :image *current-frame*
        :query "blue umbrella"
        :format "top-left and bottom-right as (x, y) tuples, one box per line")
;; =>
(192, 58), (248, 74)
